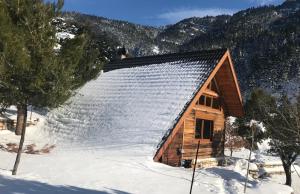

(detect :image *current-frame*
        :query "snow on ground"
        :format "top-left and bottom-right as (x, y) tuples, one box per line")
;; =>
(226, 148), (300, 194)
(0, 119), (297, 193)
(0, 107), (47, 148)
(271, 165), (300, 194)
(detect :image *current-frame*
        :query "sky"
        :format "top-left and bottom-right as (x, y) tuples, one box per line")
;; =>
(60, 0), (285, 26)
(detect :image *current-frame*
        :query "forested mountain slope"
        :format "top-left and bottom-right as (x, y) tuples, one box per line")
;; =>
(61, 0), (300, 97)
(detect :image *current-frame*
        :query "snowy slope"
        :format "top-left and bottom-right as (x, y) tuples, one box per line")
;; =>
(43, 61), (213, 152)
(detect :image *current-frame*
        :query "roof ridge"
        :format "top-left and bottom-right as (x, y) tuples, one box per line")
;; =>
(103, 48), (227, 72)
(121, 48), (227, 61)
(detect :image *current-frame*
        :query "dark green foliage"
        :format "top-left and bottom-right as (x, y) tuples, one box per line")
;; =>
(0, 0), (101, 175)
(57, 32), (103, 89)
(0, 0), (64, 108)
(261, 93), (300, 159)
(242, 89), (300, 186)
(53, 17), (107, 88)
(234, 89), (268, 147)
(0, 0), (101, 109)
(71, 34), (105, 88)
(247, 90), (300, 156)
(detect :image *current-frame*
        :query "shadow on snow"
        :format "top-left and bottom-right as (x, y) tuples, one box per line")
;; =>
(0, 175), (131, 194)
(205, 167), (258, 192)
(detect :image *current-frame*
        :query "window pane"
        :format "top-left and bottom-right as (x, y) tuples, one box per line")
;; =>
(210, 125), (214, 141)
(203, 120), (213, 139)
(195, 119), (203, 139)
(205, 97), (212, 107)
(199, 96), (205, 105)
(212, 98), (220, 109)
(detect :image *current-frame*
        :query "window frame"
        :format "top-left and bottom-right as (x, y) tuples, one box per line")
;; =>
(197, 95), (221, 110)
(195, 118), (214, 141)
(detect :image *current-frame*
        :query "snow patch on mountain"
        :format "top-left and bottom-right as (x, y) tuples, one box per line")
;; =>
(56, 32), (75, 40)
(152, 46), (160, 54)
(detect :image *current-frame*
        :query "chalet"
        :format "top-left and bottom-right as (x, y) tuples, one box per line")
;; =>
(103, 49), (243, 167)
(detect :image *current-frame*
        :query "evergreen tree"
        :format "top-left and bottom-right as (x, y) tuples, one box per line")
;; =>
(0, 0), (92, 175)
(234, 90), (266, 149)
(59, 32), (102, 88)
(243, 89), (300, 186)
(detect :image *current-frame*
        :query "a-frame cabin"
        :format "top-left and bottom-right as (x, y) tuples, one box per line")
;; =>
(152, 49), (243, 166)
(104, 49), (243, 167)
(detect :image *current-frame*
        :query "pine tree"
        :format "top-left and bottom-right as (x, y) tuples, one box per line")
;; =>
(234, 90), (266, 149)
(0, 0), (91, 175)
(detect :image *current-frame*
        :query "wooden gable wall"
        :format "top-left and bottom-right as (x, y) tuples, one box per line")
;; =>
(160, 79), (225, 166)
(182, 80), (225, 161)
(154, 51), (243, 165)
(214, 57), (243, 117)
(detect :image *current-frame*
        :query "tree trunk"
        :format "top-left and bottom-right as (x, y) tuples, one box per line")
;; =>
(230, 147), (233, 157)
(12, 105), (27, 175)
(15, 105), (27, 136)
(283, 163), (292, 186)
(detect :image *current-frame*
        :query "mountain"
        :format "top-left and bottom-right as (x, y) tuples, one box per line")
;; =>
(59, 0), (300, 98)
(180, 2), (300, 98)
(62, 12), (161, 57)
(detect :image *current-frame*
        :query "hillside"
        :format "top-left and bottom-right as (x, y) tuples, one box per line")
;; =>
(60, 0), (300, 98)
(180, 1), (300, 97)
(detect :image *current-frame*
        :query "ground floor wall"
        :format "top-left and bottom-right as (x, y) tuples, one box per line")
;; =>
(182, 107), (225, 160)
(160, 106), (225, 167)
(161, 125), (183, 166)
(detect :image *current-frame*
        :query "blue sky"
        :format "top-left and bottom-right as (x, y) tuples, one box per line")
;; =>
(61, 0), (284, 26)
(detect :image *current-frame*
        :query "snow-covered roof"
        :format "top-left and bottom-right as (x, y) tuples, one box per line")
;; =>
(44, 49), (227, 151)
(104, 49), (226, 72)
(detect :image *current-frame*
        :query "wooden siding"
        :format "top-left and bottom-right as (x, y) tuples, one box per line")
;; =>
(182, 99), (225, 160)
(154, 51), (243, 163)
(215, 59), (243, 116)
(160, 79), (226, 166)
(154, 51), (229, 162)
(161, 124), (184, 166)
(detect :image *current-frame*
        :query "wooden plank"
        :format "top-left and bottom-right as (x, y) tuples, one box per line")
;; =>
(215, 55), (244, 116)
(161, 124), (184, 166)
(194, 106), (223, 115)
(203, 89), (219, 98)
(227, 52), (243, 108)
